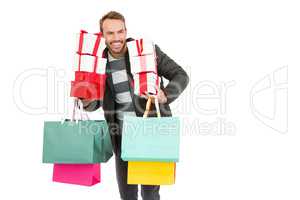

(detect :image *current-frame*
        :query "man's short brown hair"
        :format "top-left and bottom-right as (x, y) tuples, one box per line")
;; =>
(99, 11), (126, 32)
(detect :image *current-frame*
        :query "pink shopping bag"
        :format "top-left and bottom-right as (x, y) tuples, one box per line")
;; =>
(53, 164), (101, 186)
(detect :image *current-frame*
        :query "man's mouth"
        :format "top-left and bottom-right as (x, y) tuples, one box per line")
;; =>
(110, 41), (123, 49)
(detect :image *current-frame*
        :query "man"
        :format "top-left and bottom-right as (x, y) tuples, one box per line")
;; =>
(81, 11), (189, 200)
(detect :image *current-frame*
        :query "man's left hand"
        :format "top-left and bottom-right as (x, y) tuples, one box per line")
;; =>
(145, 89), (167, 104)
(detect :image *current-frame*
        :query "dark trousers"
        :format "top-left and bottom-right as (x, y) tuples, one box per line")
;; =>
(114, 134), (160, 200)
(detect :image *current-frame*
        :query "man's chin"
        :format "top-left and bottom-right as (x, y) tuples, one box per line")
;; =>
(108, 46), (125, 55)
(111, 48), (122, 54)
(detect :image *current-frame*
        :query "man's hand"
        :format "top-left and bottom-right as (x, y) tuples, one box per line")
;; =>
(78, 98), (95, 107)
(145, 89), (167, 104)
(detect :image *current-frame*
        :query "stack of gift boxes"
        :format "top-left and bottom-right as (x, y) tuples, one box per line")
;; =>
(124, 39), (177, 185)
(127, 39), (159, 97)
(42, 30), (111, 187)
(70, 30), (107, 100)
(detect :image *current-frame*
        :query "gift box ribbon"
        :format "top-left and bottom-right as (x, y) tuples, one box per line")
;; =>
(137, 72), (159, 95)
(78, 30), (102, 56)
(136, 39), (144, 56)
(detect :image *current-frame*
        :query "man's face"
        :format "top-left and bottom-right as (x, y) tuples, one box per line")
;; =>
(102, 19), (127, 54)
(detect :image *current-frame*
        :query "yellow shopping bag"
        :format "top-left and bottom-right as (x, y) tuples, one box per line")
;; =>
(127, 161), (176, 185)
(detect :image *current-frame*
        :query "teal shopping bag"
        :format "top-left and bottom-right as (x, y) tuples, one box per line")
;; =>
(43, 120), (113, 163)
(121, 97), (180, 162)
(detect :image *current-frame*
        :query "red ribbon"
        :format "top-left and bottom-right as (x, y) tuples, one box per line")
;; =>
(77, 30), (87, 56)
(77, 30), (102, 56)
(93, 56), (98, 73)
(135, 39), (144, 56)
(139, 72), (147, 96)
(139, 55), (147, 72)
(92, 32), (102, 56)
(77, 30), (87, 71)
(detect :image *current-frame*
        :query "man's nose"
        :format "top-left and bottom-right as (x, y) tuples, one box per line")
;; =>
(112, 33), (120, 41)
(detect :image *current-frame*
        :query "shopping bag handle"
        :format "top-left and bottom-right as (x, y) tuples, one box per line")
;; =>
(70, 98), (89, 122)
(142, 96), (161, 118)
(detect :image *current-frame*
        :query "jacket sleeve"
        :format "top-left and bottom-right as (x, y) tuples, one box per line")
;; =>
(155, 45), (189, 104)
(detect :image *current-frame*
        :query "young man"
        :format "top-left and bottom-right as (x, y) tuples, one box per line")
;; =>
(81, 11), (189, 200)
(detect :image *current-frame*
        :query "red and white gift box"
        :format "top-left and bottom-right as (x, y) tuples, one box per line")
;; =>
(130, 54), (157, 74)
(133, 72), (159, 96)
(76, 30), (106, 57)
(70, 53), (107, 100)
(127, 39), (155, 57)
(74, 54), (107, 74)
(127, 38), (160, 96)
(70, 72), (106, 100)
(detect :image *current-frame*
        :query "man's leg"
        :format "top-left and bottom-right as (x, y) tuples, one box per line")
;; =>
(114, 136), (138, 200)
(141, 185), (160, 200)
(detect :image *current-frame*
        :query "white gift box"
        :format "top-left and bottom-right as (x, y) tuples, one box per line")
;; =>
(95, 57), (108, 74)
(129, 54), (157, 74)
(127, 38), (155, 57)
(133, 72), (159, 96)
(76, 30), (106, 56)
(74, 54), (107, 74)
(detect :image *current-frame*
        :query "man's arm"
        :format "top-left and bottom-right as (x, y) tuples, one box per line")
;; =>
(155, 45), (189, 104)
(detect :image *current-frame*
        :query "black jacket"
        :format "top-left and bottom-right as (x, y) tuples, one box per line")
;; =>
(84, 39), (189, 154)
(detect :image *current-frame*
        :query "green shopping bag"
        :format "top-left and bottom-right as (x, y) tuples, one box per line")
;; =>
(43, 99), (113, 163)
(121, 97), (180, 162)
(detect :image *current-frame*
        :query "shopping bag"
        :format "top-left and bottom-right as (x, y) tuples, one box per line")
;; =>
(127, 161), (176, 185)
(121, 97), (180, 162)
(43, 99), (113, 163)
(53, 163), (100, 186)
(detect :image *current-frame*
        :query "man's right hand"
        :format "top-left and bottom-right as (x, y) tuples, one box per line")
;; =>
(78, 98), (94, 108)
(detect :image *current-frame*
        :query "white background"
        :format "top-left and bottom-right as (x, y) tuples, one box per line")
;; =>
(1, 0), (299, 199)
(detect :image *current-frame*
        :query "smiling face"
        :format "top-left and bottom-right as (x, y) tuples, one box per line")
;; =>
(102, 19), (127, 56)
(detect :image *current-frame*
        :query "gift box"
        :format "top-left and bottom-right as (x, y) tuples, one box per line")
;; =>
(133, 72), (159, 96)
(70, 75), (106, 100)
(127, 161), (176, 185)
(76, 30), (106, 56)
(74, 54), (107, 74)
(129, 54), (157, 74)
(53, 164), (101, 186)
(70, 53), (107, 100)
(127, 38), (155, 57)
